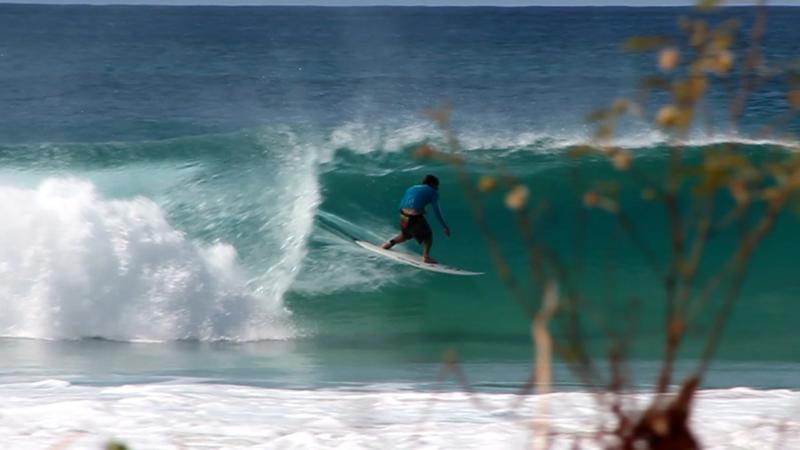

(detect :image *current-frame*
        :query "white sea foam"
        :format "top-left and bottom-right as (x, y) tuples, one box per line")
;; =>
(325, 120), (799, 155)
(293, 212), (407, 296)
(0, 178), (295, 342)
(238, 127), (323, 329)
(298, 210), (409, 295)
(458, 129), (800, 153)
(0, 381), (797, 450)
(328, 120), (439, 155)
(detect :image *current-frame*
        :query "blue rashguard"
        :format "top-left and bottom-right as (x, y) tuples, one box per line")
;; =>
(398, 184), (449, 229)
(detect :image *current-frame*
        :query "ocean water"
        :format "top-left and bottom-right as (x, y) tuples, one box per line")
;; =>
(1, 4), (800, 449)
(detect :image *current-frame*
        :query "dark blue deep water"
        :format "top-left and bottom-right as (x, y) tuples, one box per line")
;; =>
(2, 5), (797, 143)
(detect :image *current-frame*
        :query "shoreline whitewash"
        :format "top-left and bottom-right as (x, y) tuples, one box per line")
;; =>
(1, 381), (797, 450)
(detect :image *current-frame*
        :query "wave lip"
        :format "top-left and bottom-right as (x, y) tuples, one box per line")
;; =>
(0, 178), (295, 342)
(461, 130), (800, 153)
(326, 120), (800, 155)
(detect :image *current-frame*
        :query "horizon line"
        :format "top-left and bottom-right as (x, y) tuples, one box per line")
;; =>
(0, 2), (797, 6)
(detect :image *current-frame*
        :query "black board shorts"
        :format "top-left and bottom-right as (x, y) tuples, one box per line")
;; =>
(400, 213), (432, 243)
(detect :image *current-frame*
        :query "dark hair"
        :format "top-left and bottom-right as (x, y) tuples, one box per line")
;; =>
(422, 174), (439, 188)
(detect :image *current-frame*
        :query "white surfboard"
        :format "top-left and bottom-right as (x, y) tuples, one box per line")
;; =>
(354, 240), (483, 276)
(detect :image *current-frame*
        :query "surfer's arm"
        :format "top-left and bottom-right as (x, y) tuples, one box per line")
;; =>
(431, 199), (449, 233)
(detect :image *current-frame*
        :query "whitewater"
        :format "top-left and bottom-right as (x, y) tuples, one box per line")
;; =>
(1, 381), (798, 450)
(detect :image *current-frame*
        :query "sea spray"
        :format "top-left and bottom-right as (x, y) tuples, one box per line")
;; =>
(0, 178), (294, 341)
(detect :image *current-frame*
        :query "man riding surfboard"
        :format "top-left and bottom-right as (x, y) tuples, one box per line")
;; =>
(382, 174), (450, 263)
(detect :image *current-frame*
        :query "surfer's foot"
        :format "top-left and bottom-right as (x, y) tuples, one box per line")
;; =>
(382, 241), (394, 250)
(423, 256), (438, 264)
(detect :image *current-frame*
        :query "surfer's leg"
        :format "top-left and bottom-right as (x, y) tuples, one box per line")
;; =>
(421, 237), (437, 264)
(415, 217), (436, 263)
(382, 233), (407, 249)
(384, 214), (415, 249)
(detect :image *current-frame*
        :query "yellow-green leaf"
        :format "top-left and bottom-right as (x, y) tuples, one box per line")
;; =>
(624, 36), (672, 52)
(696, 0), (724, 10)
(587, 109), (610, 122)
(567, 145), (600, 158)
(478, 176), (498, 192)
(639, 76), (672, 91)
(789, 90), (800, 110)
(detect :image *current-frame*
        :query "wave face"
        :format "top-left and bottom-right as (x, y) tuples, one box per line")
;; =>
(0, 5), (799, 360)
(3, 122), (797, 363)
(291, 135), (800, 362)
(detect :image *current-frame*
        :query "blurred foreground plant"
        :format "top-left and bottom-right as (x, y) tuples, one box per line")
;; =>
(422, 1), (799, 449)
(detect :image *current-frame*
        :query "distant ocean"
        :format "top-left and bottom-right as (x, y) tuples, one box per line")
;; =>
(0, 4), (799, 449)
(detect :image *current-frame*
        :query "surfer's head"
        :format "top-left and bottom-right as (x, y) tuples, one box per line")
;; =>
(422, 174), (439, 189)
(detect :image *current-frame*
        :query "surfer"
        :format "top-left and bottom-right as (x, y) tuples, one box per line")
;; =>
(382, 174), (450, 263)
